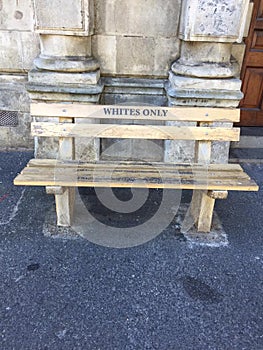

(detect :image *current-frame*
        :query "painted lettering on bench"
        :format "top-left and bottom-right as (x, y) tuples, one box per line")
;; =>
(103, 108), (168, 118)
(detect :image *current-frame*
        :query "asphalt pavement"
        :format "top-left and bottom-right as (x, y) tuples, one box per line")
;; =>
(0, 151), (262, 350)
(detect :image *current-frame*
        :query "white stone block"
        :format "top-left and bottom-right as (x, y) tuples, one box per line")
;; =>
(0, 32), (40, 72)
(93, 35), (181, 76)
(40, 35), (92, 57)
(0, 0), (34, 31)
(92, 35), (117, 74)
(95, 0), (181, 37)
(116, 36), (155, 75)
(179, 0), (250, 43)
(154, 38), (181, 74)
(33, 0), (94, 35)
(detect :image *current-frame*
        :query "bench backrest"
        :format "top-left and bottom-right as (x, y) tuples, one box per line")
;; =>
(30, 103), (240, 163)
(31, 103), (240, 141)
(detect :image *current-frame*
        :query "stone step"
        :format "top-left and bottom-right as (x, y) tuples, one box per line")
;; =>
(230, 129), (263, 163)
(231, 136), (263, 149)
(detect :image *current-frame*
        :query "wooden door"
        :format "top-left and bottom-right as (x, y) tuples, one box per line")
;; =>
(239, 0), (263, 126)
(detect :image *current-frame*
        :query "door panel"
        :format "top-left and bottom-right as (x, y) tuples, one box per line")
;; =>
(252, 30), (263, 50)
(239, 0), (263, 126)
(242, 68), (263, 107)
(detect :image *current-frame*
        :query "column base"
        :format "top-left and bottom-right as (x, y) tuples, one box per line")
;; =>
(164, 72), (243, 164)
(166, 72), (243, 108)
(27, 81), (104, 103)
(171, 60), (239, 79)
(34, 56), (100, 73)
(29, 68), (100, 89)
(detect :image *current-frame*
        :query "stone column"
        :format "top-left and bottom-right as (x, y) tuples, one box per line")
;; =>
(28, 0), (103, 103)
(28, 0), (103, 159)
(165, 0), (250, 163)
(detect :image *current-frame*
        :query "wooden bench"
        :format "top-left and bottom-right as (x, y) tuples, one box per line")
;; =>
(14, 102), (259, 233)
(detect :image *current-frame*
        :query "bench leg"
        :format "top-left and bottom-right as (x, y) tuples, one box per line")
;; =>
(55, 187), (75, 226)
(197, 191), (215, 232)
(190, 190), (215, 232)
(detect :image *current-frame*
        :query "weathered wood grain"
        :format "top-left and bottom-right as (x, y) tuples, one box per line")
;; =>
(31, 103), (240, 122)
(31, 123), (240, 141)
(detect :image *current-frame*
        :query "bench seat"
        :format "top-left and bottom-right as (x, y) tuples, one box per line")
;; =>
(14, 159), (258, 191)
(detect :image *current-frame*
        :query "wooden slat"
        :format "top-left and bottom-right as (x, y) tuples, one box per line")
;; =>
(18, 167), (252, 181)
(22, 163), (250, 175)
(14, 164), (259, 191)
(21, 162), (252, 179)
(31, 123), (240, 141)
(27, 159), (245, 172)
(13, 174), (259, 191)
(31, 103), (240, 122)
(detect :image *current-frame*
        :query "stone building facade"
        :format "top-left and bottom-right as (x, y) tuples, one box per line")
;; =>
(0, 0), (252, 161)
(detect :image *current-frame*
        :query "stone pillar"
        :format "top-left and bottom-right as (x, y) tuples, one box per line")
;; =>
(165, 0), (250, 163)
(28, 0), (103, 158)
(28, 0), (103, 102)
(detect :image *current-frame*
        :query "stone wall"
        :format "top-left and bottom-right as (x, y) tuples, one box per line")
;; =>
(0, 0), (39, 149)
(0, 0), (39, 72)
(0, 0), (252, 161)
(93, 0), (181, 77)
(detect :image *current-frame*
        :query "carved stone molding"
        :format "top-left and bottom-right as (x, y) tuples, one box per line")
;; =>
(33, 0), (94, 36)
(179, 0), (250, 43)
